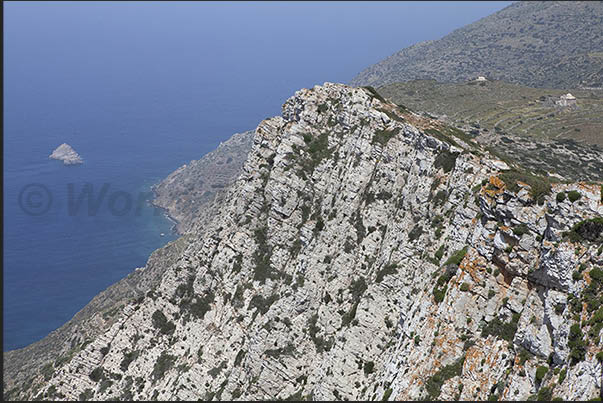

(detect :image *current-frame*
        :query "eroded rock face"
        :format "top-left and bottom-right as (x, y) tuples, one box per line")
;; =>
(7, 83), (602, 401)
(49, 143), (83, 165)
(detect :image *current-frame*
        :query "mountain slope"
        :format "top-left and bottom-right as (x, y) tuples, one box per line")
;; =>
(351, 1), (603, 89)
(8, 83), (602, 401)
(375, 80), (603, 182)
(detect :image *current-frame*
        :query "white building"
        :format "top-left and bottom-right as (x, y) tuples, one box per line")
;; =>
(556, 93), (577, 107)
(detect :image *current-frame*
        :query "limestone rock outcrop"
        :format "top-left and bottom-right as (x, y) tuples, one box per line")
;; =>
(6, 83), (602, 401)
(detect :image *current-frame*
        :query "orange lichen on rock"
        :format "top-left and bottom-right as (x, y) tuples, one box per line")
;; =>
(459, 250), (487, 283)
(489, 175), (506, 189)
(483, 176), (505, 198)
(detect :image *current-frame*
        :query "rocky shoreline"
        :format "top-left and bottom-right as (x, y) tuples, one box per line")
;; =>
(150, 130), (254, 234)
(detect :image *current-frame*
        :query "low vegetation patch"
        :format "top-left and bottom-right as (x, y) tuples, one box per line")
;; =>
(499, 170), (551, 205)
(512, 223), (529, 237)
(375, 263), (398, 283)
(408, 224), (424, 242)
(432, 264), (458, 303)
(444, 246), (468, 266)
(481, 313), (520, 343)
(372, 127), (400, 146)
(563, 217), (603, 243)
(152, 352), (177, 381)
(434, 150), (458, 173)
(248, 293), (279, 315)
(567, 324), (586, 364)
(120, 350), (140, 372)
(151, 310), (176, 336)
(425, 356), (465, 400)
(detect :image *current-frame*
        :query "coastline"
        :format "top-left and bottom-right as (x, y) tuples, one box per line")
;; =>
(148, 187), (182, 237)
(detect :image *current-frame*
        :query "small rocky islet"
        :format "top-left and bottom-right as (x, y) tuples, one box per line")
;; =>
(49, 143), (83, 165)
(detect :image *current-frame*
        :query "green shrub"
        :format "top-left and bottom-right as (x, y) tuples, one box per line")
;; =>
(572, 271), (582, 281)
(120, 350), (140, 372)
(253, 227), (278, 283)
(537, 386), (553, 401)
(433, 285), (447, 303)
(363, 361), (375, 375)
(341, 301), (359, 328)
(563, 217), (603, 243)
(376, 263), (398, 283)
(382, 388), (393, 401)
(248, 293), (279, 315)
(152, 352), (176, 381)
(518, 348), (533, 365)
(41, 363), (54, 381)
(589, 267), (603, 283)
(554, 303), (565, 315)
(372, 128), (400, 146)
(425, 128), (461, 148)
(99, 379), (113, 395)
(425, 356), (465, 400)
(433, 190), (448, 206)
(302, 131), (332, 173)
(187, 290), (215, 320)
(89, 367), (104, 382)
(556, 192), (566, 203)
(535, 365), (548, 382)
(151, 310), (176, 336)
(460, 283), (470, 292)
(568, 324), (586, 364)
(79, 389), (94, 401)
(512, 223), (529, 236)
(567, 190), (581, 203)
(378, 107), (405, 123)
(558, 368), (567, 383)
(434, 245), (445, 263)
(414, 335), (421, 345)
(408, 225), (424, 241)
(434, 150), (458, 173)
(444, 246), (469, 266)
(481, 313), (520, 343)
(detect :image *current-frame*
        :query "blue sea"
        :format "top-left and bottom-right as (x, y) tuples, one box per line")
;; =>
(3, 1), (511, 351)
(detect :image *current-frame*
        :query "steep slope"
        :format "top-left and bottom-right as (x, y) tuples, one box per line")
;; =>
(6, 83), (602, 401)
(351, 1), (603, 89)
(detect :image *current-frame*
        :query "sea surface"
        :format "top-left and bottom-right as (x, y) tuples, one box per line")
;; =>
(3, 1), (511, 351)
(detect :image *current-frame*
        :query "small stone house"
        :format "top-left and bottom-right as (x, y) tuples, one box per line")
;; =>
(556, 93), (577, 107)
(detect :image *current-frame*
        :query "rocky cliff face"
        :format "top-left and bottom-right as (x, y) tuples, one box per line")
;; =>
(6, 83), (602, 401)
